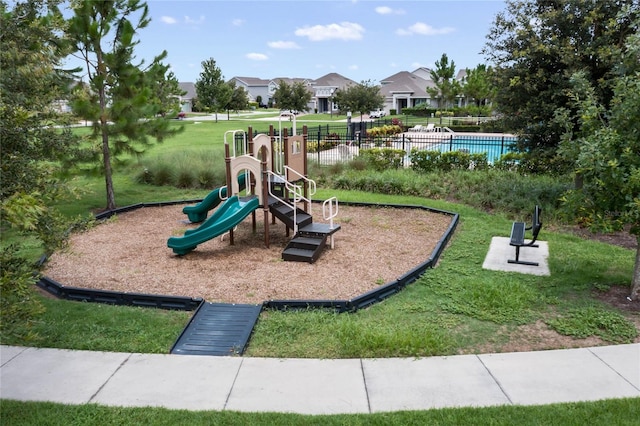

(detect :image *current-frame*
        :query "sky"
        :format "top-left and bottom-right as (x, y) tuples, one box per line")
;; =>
(65, 0), (509, 84)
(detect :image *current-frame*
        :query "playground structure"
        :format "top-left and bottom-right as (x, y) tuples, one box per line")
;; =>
(167, 125), (341, 262)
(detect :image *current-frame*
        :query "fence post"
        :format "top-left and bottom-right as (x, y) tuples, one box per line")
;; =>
(449, 134), (454, 151)
(501, 136), (505, 156)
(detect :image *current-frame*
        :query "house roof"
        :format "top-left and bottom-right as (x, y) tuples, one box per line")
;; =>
(378, 71), (435, 97)
(270, 77), (311, 86)
(232, 76), (270, 86)
(178, 82), (196, 100)
(313, 72), (357, 88)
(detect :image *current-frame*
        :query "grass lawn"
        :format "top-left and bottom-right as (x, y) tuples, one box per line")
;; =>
(2, 397), (639, 425)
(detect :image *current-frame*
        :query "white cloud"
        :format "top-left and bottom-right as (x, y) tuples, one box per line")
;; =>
(184, 15), (205, 25)
(375, 6), (405, 15)
(161, 16), (177, 24)
(232, 19), (245, 26)
(348, 64), (358, 70)
(397, 22), (455, 36)
(267, 41), (301, 49)
(246, 53), (269, 61)
(295, 22), (364, 41)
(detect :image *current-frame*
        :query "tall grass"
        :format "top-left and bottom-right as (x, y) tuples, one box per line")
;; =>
(325, 167), (572, 221)
(134, 150), (226, 189)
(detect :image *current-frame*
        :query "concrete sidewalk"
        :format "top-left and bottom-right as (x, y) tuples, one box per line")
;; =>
(1, 344), (638, 414)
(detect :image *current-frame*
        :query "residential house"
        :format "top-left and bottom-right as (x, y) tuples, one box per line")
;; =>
(378, 69), (437, 114)
(177, 82), (197, 112)
(229, 77), (271, 106)
(311, 72), (357, 113)
(267, 77), (314, 111)
(378, 67), (470, 114)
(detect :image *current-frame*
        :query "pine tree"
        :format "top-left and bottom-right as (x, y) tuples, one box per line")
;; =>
(67, 0), (182, 210)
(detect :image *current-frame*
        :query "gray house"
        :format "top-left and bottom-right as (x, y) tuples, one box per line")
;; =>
(378, 67), (470, 114)
(378, 70), (436, 114)
(230, 77), (271, 106)
(311, 72), (357, 113)
(177, 82), (196, 112)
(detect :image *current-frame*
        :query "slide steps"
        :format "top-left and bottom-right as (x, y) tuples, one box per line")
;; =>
(269, 198), (341, 264)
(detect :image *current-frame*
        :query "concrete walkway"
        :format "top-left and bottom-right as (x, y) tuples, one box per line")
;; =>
(1, 344), (638, 414)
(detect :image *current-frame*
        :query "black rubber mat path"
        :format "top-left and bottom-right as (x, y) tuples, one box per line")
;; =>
(170, 302), (262, 356)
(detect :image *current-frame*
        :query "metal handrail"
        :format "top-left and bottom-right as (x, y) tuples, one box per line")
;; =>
(283, 165), (317, 198)
(267, 171), (305, 234)
(322, 197), (339, 230)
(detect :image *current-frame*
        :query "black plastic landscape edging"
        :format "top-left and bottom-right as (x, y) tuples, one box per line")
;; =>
(37, 276), (203, 311)
(38, 199), (459, 314)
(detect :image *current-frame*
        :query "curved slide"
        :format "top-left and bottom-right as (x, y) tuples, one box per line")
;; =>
(168, 195), (259, 255)
(182, 174), (247, 223)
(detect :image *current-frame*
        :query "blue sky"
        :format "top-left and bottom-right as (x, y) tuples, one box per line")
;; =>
(68, 0), (508, 84)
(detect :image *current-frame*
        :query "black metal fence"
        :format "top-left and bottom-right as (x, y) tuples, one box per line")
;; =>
(247, 123), (517, 167)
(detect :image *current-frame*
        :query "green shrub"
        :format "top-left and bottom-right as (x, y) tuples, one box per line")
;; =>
(197, 169), (218, 188)
(152, 162), (173, 186)
(135, 167), (154, 185)
(0, 247), (45, 342)
(358, 148), (405, 171)
(410, 150), (487, 173)
(307, 139), (340, 153)
(494, 152), (526, 172)
(174, 169), (195, 188)
(409, 149), (442, 173)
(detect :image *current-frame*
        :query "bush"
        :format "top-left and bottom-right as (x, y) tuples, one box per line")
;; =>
(410, 150), (488, 173)
(0, 247), (45, 342)
(402, 105), (438, 117)
(358, 148), (405, 171)
(366, 125), (403, 138)
(152, 163), (173, 186)
(494, 152), (526, 172)
(174, 169), (196, 188)
(197, 169), (218, 188)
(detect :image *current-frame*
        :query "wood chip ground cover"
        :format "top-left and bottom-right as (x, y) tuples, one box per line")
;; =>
(44, 205), (452, 304)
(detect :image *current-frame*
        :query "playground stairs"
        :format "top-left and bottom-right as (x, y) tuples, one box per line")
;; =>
(282, 223), (341, 263)
(267, 196), (341, 263)
(170, 302), (262, 356)
(268, 198), (313, 230)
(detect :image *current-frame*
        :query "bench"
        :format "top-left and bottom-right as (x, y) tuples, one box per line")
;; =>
(508, 205), (542, 266)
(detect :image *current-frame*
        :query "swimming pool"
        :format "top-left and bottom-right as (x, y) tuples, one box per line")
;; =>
(435, 134), (518, 164)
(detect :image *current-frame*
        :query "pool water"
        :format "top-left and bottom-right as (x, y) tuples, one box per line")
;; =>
(437, 135), (517, 163)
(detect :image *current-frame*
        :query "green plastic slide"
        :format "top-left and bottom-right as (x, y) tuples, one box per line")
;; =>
(168, 195), (259, 255)
(182, 174), (247, 223)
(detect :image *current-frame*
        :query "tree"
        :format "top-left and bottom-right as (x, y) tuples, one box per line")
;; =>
(0, 0), (80, 340)
(484, 0), (639, 173)
(195, 57), (231, 122)
(427, 53), (461, 110)
(68, 0), (182, 210)
(148, 68), (184, 117)
(331, 80), (384, 120)
(462, 64), (494, 110)
(559, 11), (640, 299)
(272, 80), (312, 113)
(228, 81), (249, 113)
